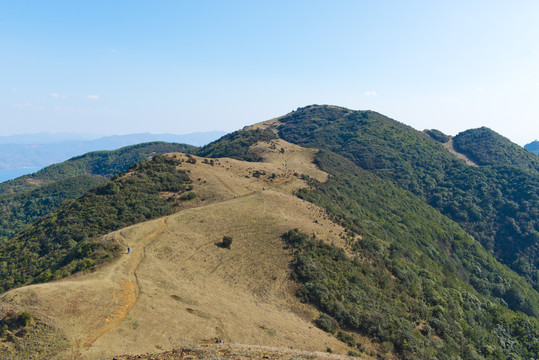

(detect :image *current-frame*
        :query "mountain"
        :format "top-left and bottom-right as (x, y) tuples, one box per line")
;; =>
(525, 140), (539, 155)
(0, 142), (195, 243)
(453, 127), (539, 172)
(254, 105), (539, 291)
(0, 131), (225, 182)
(0, 106), (538, 359)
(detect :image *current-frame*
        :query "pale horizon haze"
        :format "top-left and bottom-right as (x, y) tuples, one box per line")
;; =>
(1, 1), (538, 145)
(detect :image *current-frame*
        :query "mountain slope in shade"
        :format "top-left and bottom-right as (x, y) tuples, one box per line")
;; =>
(0, 175), (104, 243)
(0, 143), (197, 246)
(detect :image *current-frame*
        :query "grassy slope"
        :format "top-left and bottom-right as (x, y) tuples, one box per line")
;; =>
(275, 105), (539, 290)
(197, 124), (539, 358)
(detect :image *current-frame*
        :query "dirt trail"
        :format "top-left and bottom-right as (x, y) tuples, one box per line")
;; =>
(78, 217), (168, 348)
(443, 138), (478, 166)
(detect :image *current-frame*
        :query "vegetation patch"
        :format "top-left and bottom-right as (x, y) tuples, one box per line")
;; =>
(424, 129), (450, 143)
(197, 128), (278, 162)
(0, 142), (196, 246)
(217, 236), (233, 249)
(453, 127), (539, 172)
(0, 175), (104, 243)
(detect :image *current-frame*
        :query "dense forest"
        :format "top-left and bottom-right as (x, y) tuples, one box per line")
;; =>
(198, 128), (277, 161)
(0, 176), (104, 242)
(453, 127), (539, 172)
(274, 105), (539, 290)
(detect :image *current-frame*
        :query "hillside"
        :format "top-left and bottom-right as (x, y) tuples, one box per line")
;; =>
(0, 155), (193, 293)
(248, 105), (539, 290)
(453, 127), (539, 172)
(0, 176), (104, 242)
(0, 142), (196, 244)
(0, 108), (538, 359)
(2, 142), (537, 359)
(201, 131), (539, 358)
(0, 145), (359, 359)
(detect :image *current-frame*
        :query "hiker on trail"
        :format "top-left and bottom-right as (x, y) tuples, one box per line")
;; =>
(127, 247), (131, 254)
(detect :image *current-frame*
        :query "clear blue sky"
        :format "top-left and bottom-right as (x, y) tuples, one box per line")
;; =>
(1, 1), (538, 144)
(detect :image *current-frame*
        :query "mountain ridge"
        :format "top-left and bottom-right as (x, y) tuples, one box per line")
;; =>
(258, 105), (539, 291)
(0, 105), (538, 359)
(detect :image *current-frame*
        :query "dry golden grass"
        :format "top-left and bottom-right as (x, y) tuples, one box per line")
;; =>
(0, 139), (367, 360)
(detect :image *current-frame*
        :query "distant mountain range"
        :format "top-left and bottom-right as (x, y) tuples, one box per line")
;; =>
(0, 131), (226, 182)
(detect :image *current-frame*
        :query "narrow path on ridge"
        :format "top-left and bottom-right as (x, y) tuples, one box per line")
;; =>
(78, 217), (168, 348)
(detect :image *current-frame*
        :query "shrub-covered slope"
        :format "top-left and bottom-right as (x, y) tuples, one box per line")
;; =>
(0, 142), (195, 244)
(453, 127), (539, 172)
(0, 141), (195, 195)
(0, 175), (104, 243)
(0, 155), (191, 293)
(274, 105), (539, 290)
(198, 128), (277, 161)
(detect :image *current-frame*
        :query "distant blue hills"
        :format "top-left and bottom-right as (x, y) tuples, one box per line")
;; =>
(525, 140), (539, 155)
(0, 131), (225, 182)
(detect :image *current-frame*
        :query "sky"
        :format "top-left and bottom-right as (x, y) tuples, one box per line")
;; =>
(1, 1), (538, 145)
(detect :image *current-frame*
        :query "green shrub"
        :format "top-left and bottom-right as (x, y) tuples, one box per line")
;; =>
(315, 313), (338, 333)
(219, 236), (233, 249)
(17, 312), (32, 327)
